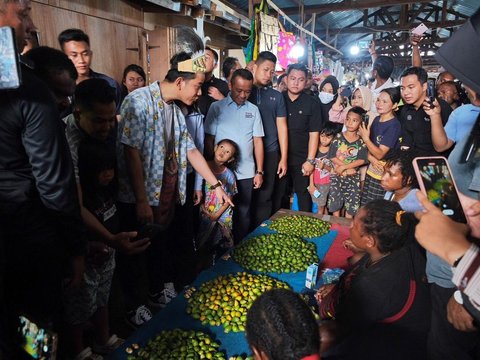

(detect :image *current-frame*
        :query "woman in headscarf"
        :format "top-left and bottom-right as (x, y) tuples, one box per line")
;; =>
(329, 85), (375, 125)
(318, 75), (339, 123)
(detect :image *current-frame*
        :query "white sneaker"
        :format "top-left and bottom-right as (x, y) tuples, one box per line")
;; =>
(125, 305), (152, 329)
(148, 283), (178, 308)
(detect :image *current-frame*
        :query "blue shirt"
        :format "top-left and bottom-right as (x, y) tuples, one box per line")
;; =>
(445, 104), (480, 143)
(248, 85), (287, 153)
(117, 81), (196, 206)
(205, 95), (264, 180)
(184, 112), (205, 191)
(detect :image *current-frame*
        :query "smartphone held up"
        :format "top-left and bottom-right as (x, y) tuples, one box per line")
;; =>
(0, 26), (22, 90)
(413, 156), (467, 223)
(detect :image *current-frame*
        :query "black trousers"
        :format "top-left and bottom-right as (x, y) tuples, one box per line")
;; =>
(251, 151), (280, 228)
(274, 164), (312, 212)
(233, 178), (254, 243)
(116, 174), (198, 310)
(428, 283), (480, 360)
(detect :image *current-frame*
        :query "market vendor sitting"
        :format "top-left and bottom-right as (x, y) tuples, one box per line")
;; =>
(316, 200), (430, 360)
(246, 288), (320, 360)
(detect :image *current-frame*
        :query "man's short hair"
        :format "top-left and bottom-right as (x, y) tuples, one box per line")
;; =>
(205, 47), (218, 64)
(58, 28), (90, 49)
(231, 68), (253, 84)
(373, 56), (394, 80)
(286, 63), (308, 77)
(25, 46), (78, 81)
(75, 78), (116, 112)
(164, 52), (198, 82)
(256, 51), (277, 66)
(400, 66), (428, 85)
(222, 57), (238, 79)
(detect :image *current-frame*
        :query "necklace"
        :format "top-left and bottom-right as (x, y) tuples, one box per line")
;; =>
(366, 252), (391, 268)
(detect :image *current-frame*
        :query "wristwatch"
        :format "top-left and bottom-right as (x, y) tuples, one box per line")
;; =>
(453, 290), (464, 305)
(209, 180), (222, 190)
(306, 158), (316, 166)
(256, 170), (264, 176)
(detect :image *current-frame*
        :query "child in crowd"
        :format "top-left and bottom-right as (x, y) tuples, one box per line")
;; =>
(197, 139), (239, 262)
(359, 87), (402, 206)
(381, 150), (423, 212)
(308, 122), (338, 214)
(327, 107), (368, 218)
(64, 140), (123, 360)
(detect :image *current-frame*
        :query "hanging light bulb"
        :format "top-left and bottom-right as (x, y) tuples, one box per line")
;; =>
(350, 44), (360, 55)
(289, 39), (305, 59)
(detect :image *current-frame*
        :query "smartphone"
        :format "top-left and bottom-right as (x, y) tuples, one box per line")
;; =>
(135, 223), (163, 241)
(413, 156), (467, 223)
(362, 114), (370, 127)
(358, 40), (370, 49)
(0, 26), (22, 89)
(18, 315), (58, 360)
(412, 22), (428, 36)
(427, 78), (436, 106)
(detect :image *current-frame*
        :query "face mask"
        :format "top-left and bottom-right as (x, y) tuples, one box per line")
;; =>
(319, 91), (335, 104)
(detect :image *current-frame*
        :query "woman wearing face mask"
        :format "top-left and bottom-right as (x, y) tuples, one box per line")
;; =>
(318, 75), (339, 124)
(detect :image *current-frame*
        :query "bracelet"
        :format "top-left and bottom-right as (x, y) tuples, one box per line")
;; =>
(209, 180), (222, 190)
(256, 170), (264, 176)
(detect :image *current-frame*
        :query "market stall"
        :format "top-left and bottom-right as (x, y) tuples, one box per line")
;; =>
(112, 210), (351, 359)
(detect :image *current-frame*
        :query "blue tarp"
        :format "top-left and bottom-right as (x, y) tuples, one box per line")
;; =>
(111, 221), (338, 359)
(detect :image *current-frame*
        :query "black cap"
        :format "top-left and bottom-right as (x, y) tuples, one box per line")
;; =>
(435, 8), (480, 94)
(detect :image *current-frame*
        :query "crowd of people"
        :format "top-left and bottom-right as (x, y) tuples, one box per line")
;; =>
(1, 0), (479, 359)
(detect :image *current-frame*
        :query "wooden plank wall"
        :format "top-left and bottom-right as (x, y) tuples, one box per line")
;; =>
(29, 0), (247, 85)
(31, 0), (145, 85)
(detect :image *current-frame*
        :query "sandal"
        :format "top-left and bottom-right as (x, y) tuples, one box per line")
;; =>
(74, 347), (103, 360)
(92, 334), (124, 355)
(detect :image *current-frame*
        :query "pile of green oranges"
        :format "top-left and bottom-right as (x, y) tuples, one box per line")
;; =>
(233, 233), (318, 273)
(269, 215), (330, 238)
(126, 329), (225, 360)
(186, 272), (289, 333)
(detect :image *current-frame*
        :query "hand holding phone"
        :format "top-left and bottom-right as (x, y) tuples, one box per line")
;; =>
(135, 223), (163, 241)
(412, 23), (428, 36)
(413, 156), (467, 223)
(0, 27), (22, 89)
(427, 79), (436, 107)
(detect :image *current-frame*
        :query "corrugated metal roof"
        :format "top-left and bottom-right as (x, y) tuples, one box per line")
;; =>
(222, 0), (478, 62)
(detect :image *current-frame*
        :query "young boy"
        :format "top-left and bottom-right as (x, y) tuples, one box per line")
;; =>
(327, 107), (369, 218)
(308, 122), (338, 214)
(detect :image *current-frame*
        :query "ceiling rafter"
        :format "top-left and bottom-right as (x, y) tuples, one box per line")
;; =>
(281, 0), (432, 16)
(314, 19), (466, 35)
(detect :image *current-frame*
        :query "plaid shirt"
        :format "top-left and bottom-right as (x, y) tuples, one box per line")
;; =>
(117, 81), (195, 206)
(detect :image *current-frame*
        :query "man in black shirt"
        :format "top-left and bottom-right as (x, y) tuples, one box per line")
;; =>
(275, 64), (323, 212)
(197, 47), (229, 116)
(398, 67), (452, 155)
(248, 51), (288, 227)
(0, 1), (85, 356)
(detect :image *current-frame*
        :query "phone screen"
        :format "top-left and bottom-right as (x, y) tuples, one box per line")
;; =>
(358, 40), (370, 49)
(427, 79), (436, 104)
(18, 315), (57, 360)
(0, 26), (22, 89)
(414, 157), (467, 223)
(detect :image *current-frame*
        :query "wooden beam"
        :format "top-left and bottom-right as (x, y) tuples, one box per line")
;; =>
(282, 0), (432, 16)
(315, 19), (466, 35)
